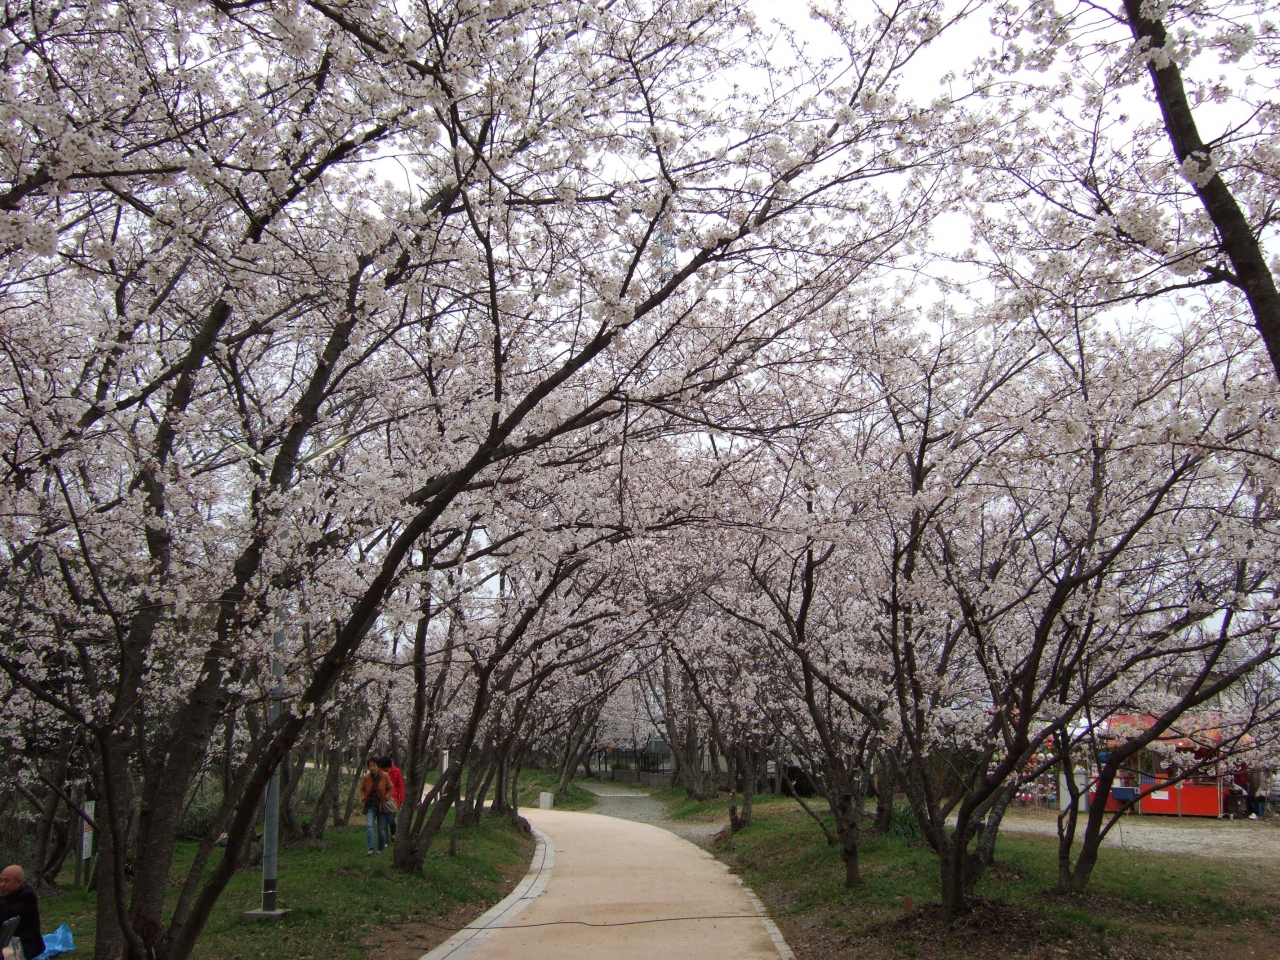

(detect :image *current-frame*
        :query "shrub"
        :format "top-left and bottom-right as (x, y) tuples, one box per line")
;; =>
(887, 803), (921, 840)
(179, 779), (225, 840)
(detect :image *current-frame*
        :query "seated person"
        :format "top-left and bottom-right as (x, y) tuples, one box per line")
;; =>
(0, 865), (44, 960)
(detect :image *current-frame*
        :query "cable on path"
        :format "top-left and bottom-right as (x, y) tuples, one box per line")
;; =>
(398, 914), (763, 932)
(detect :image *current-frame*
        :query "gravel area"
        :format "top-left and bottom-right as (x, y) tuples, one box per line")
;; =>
(578, 781), (726, 845)
(1000, 809), (1280, 860)
(582, 784), (1280, 861)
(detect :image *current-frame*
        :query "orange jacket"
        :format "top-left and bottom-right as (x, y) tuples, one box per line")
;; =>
(360, 769), (393, 809)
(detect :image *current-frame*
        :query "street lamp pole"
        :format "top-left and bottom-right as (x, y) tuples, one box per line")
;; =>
(245, 622), (291, 920)
(233, 436), (350, 922)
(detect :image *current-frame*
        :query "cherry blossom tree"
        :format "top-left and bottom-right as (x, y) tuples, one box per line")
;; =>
(0, 0), (972, 954)
(832, 300), (1280, 915)
(967, 0), (1280, 376)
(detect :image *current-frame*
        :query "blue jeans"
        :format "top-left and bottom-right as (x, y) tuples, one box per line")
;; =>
(366, 807), (389, 851)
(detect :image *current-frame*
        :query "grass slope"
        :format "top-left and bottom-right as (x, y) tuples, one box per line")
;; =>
(515, 770), (598, 811)
(38, 814), (532, 960)
(657, 791), (1280, 960)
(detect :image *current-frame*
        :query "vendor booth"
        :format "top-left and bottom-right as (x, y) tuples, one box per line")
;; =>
(1086, 714), (1254, 818)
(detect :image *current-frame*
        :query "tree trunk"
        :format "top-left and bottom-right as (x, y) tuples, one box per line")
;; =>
(971, 782), (1018, 876)
(728, 744), (757, 833)
(938, 844), (967, 919)
(93, 804), (126, 960)
(873, 762), (896, 834)
(1121, 0), (1280, 380)
(726, 746), (742, 833)
(491, 753), (510, 815)
(509, 760), (523, 817)
(843, 845), (860, 888)
(278, 753), (303, 842)
(339, 761), (361, 828)
(1068, 768), (1117, 893)
(309, 743), (344, 840)
(1055, 752), (1084, 890)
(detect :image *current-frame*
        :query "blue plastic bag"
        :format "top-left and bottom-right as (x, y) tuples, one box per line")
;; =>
(31, 924), (75, 959)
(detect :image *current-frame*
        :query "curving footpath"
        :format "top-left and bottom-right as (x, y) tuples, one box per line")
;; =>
(422, 807), (793, 960)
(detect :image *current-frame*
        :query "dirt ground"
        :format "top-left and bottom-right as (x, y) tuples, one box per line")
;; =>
(1000, 807), (1280, 861)
(365, 834), (535, 960)
(776, 897), (1280, 960)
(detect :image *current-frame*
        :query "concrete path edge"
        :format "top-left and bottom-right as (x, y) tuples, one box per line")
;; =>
(686, 833), (796, 960)
(741, 887), (796, 960)
(418, 825), (557, 960)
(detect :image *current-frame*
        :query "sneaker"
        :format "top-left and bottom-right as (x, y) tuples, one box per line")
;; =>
(366, 850), (376, 857)
(1249, 813), (1258, 820)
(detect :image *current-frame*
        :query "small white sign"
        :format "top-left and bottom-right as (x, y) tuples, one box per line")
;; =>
(81, 801), (95, 860)
(1151, 791), (1169, 800)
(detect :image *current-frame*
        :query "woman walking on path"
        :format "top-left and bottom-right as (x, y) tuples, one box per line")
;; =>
(382, 756), (406, 840)
(360, 759), (393, 856)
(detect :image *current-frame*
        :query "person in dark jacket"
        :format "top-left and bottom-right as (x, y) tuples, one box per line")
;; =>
(0, 865), (44, 959)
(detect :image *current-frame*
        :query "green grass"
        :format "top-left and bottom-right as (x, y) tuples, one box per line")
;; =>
(649, 786), (795, 822)
(515, 770), (598, 811)
(656, 790), (1280, 959)
(38, 814), (532, 960)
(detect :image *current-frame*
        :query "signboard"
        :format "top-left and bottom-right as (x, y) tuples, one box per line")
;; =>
(81, 802), (95, 860)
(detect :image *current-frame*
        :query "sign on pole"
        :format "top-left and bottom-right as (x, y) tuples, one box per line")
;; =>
(81, 801), (95, 860)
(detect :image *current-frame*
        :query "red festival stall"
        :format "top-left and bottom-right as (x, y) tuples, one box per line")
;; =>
(1087, 714), (1252, 818)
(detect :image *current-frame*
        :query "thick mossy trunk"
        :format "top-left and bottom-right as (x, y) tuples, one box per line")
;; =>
(843, 842), (861, 887)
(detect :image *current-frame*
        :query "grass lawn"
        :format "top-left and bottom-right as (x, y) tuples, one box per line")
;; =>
(515, 770), (598, 811)
(655, 790), (1280, 960)
(37, 813), (532, 960)
(646, 786), (796, 822)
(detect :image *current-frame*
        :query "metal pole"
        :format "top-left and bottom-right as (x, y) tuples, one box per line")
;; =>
(246, 624), (290, 920)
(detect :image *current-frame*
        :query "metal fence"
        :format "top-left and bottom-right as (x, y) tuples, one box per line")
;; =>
(593, 745), (673, 776)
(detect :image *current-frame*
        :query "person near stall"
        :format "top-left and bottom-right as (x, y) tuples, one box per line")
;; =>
(1249, 768), (1271, 819)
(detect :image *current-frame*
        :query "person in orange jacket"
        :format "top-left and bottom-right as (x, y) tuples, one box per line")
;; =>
(360, 758), (394, 855)
(381, 755), (406, 840)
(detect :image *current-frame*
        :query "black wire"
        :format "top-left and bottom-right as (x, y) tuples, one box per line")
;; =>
(407, 914), (761, 932)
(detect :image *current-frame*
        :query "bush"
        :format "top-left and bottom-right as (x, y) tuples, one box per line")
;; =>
(887, 803), (921, 840)
(179, 779), (225, 840)
(294, 767), (328, 808)
(0, 795), (40, 870)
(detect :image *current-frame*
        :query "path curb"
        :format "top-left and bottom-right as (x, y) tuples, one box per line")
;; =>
(687, 830), (797, 960)
(418, 825), (556, 960)
(741, 886), (796, 960)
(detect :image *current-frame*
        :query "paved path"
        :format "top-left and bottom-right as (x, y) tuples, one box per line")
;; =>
(424, 807), (790, 960)
(1000, 810), (1280, 860)
(577, 781), (726, 844)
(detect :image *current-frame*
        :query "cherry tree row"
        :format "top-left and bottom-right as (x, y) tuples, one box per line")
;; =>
(2, 0), (1278, 955)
